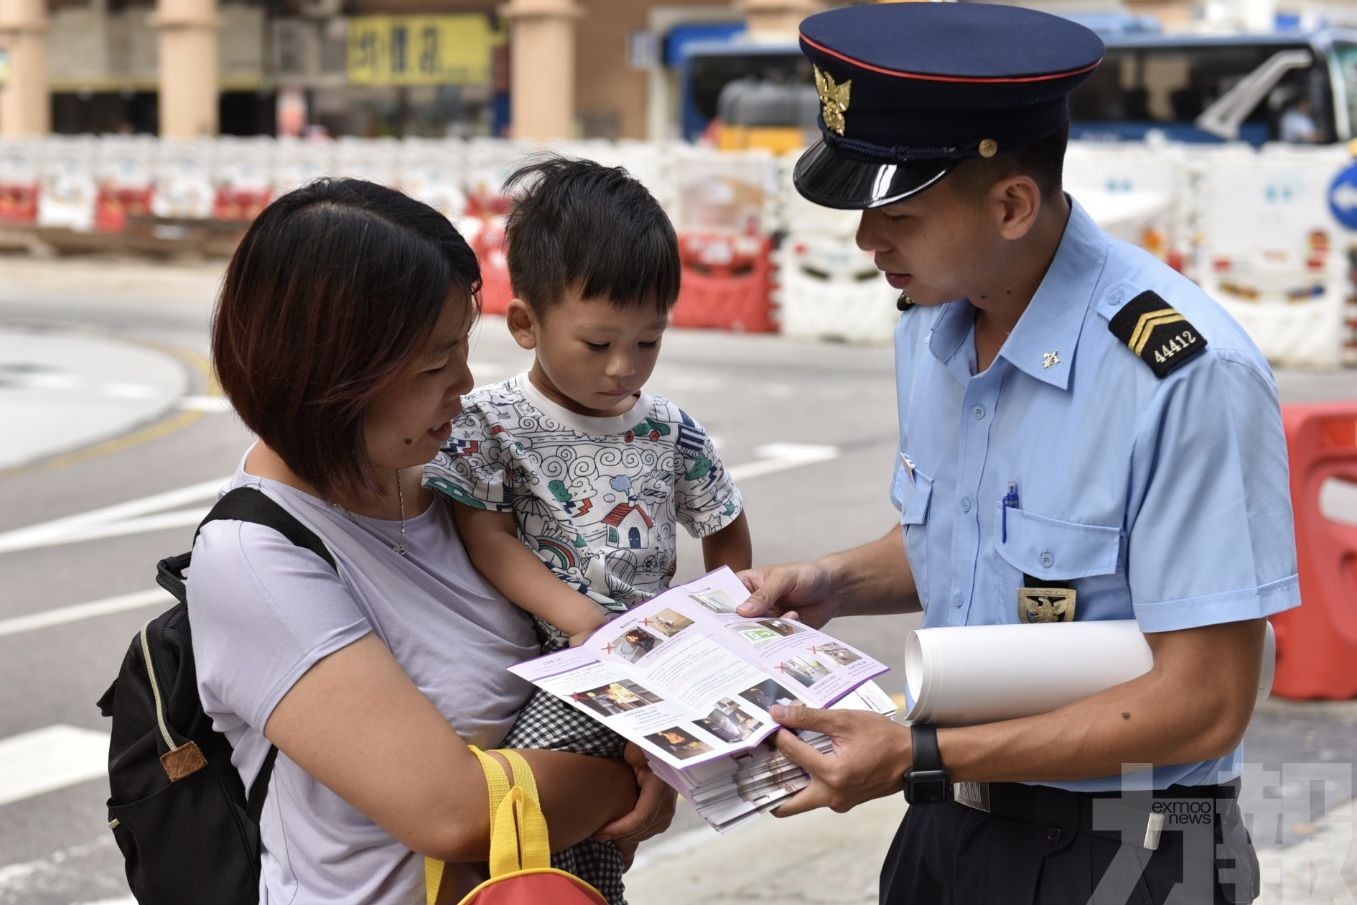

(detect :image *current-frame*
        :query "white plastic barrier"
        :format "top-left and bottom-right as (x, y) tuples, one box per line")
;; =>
(1064, 142), (1190, 260)
(271, 138), (336, 195)
(152, 140), (217, 219)
(775, 233), (899, 344)
(669, 145), (779, 235)
(36, 138), (98, 231)
(1192, 148), (1351, 368)
(334, 136), (402, 186)
(397, 138), (467, 222)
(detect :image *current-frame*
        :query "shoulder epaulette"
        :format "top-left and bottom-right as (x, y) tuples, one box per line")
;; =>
(1107, 290), (1207, 378)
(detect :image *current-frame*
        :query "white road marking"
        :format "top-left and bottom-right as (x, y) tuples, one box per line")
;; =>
(0, 443), (847, 637)
(0, 589), (170, 639)
(99, 383), (160, 400)
(179, 394), (233, 413)
(0, 443), (846, 558)
(0, 476), (224, 555)
(728, 443), (840, 481)
(0, 725), (110, 807)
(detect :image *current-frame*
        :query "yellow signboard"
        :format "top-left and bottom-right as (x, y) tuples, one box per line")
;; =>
(348, 16), (501, 87)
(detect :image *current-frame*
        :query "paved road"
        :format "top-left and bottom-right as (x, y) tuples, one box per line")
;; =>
(0, 257), (1352, 904)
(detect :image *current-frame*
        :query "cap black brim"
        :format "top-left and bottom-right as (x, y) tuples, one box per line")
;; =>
(792, 140), (958, 210)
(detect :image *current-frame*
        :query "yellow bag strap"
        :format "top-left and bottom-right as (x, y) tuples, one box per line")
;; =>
(424, 747), (551, 905)
(487, 749), (551, 875)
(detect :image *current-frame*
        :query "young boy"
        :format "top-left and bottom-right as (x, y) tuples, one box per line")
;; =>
(425, 157), (751, 903)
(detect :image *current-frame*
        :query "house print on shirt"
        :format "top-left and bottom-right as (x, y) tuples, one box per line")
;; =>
(603, 502), (655, 550)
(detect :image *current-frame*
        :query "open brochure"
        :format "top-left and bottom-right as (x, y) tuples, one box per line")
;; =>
(507, 567), (897, 830)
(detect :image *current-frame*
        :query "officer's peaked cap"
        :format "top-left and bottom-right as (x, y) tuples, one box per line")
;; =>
(794, 2), (1104, 210)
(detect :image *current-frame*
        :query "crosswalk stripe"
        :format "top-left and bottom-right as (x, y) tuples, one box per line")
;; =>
(0, 589), (169, 639)
(0, 725), (109, 807)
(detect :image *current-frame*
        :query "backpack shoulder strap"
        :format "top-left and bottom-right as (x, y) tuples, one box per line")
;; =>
(197, 486), (336, 571)
(156, 486), (336, 602)
(159, 487), (334, 818)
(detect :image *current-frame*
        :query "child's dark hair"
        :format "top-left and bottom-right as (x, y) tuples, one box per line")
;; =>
(504, 156), (680, 315)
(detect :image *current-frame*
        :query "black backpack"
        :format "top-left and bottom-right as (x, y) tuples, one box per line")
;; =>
(97, 486), (335, 905)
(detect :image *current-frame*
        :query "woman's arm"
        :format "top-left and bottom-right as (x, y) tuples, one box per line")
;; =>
(702, 511), (752, 573)
(453, 502), (610, 639)
(265, 633), (637, 860)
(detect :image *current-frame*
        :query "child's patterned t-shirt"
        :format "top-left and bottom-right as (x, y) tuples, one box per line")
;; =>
(425, 374), (743, 628)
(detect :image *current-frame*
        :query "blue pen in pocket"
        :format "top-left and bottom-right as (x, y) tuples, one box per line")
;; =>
(1002, 482), (1020, 543)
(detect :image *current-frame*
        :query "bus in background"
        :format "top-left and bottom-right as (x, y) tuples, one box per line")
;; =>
(679, 41), (817, 151)
(674, 23), (1357, 148)
(1071, 29), (1357, 145)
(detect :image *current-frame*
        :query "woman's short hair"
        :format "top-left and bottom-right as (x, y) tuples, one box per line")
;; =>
(213, 178), (480, 500)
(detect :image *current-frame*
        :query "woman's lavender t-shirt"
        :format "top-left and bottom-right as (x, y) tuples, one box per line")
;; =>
(189, 453), (538, 905)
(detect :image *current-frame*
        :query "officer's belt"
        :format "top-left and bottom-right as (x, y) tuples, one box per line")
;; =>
(951, 779), (1240, 852)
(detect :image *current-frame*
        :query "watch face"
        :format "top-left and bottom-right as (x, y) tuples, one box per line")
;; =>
(904, 769), (951, 805)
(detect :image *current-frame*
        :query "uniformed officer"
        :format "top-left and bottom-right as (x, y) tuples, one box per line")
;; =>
(735, 4), (1299, 903)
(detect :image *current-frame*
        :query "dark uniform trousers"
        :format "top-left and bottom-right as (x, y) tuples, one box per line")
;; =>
(880, 782), (1260, 905)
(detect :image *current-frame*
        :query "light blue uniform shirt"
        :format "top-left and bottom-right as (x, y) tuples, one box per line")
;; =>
(891, 199), (1300, 792)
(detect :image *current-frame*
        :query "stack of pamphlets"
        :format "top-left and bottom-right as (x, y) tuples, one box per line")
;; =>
(508, 567), (897, 831)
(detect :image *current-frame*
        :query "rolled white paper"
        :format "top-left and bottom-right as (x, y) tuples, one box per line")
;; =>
(903, 620), (1275, 726)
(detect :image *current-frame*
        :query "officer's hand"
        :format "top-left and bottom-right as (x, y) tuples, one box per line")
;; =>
(735, 562), (840, 628)
(766, 705), (911, 817)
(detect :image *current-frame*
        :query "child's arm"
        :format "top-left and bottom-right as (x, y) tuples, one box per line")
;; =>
(453, 503), (609, 642)
(701, 511), (752, 573)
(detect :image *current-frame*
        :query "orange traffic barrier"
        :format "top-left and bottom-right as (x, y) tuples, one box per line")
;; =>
(475, 222), (513, 317)
(94, 186), (154, 233)
(672, 233), (775, 333)
(213, 187), (271, 222)
(0, 183), (40, 223)
(1271, 402), (1357, 699)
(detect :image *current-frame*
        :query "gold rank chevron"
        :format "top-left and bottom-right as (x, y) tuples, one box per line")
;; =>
(1129, 309), (1185, 355)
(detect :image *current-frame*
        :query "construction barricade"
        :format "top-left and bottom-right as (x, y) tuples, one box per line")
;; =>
(1193, 146), (1351, 368)
(0, 139), (41, 225)
(672, 233), (775, 332)
(1271, 402), (1357, 699)
(669, 147), (778, 332)
(152, 140), (217, 221)
(1063, 140), (1190, 270)
(775, 234), (898, 343)
(471, 218), (514, 317)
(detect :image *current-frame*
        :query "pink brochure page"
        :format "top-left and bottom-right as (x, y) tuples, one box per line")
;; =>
(583, 567), (888, 710)
(648, 567), (890, 705)
(507, 568), (890, 770)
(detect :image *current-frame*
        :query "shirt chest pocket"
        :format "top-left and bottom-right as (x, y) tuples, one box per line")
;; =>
(994, 507), (1122, 582)
(893, 463), (934, 605)
(893, 464), (933, 526)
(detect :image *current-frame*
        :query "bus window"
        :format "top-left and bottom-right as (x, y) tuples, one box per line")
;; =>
(1070, 41), (1332, 144)
(1330, 41), (1357, 142)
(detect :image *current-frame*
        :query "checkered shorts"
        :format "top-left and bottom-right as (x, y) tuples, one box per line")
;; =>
(501, 686), (629, 905)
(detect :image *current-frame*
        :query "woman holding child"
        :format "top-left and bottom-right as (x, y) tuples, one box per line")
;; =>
(190, 177), (672, 904)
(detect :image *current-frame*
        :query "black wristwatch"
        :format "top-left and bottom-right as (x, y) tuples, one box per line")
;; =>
(904, 723), (951, 804)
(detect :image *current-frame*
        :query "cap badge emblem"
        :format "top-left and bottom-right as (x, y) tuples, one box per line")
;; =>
(813, 65), (852, 136)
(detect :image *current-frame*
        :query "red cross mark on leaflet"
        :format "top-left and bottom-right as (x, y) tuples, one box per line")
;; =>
(640, 618), (655, 628)
(775, 662), (789, 675)
(809, 645), (822, 654)
(603, 641), (616, 654)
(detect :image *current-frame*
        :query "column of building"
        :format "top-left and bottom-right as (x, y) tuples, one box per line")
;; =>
(152, 0), (219, 137)
(500, 0), (580, 141)
(738, 0), (821, 41)
(0, 0), (50, 136)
